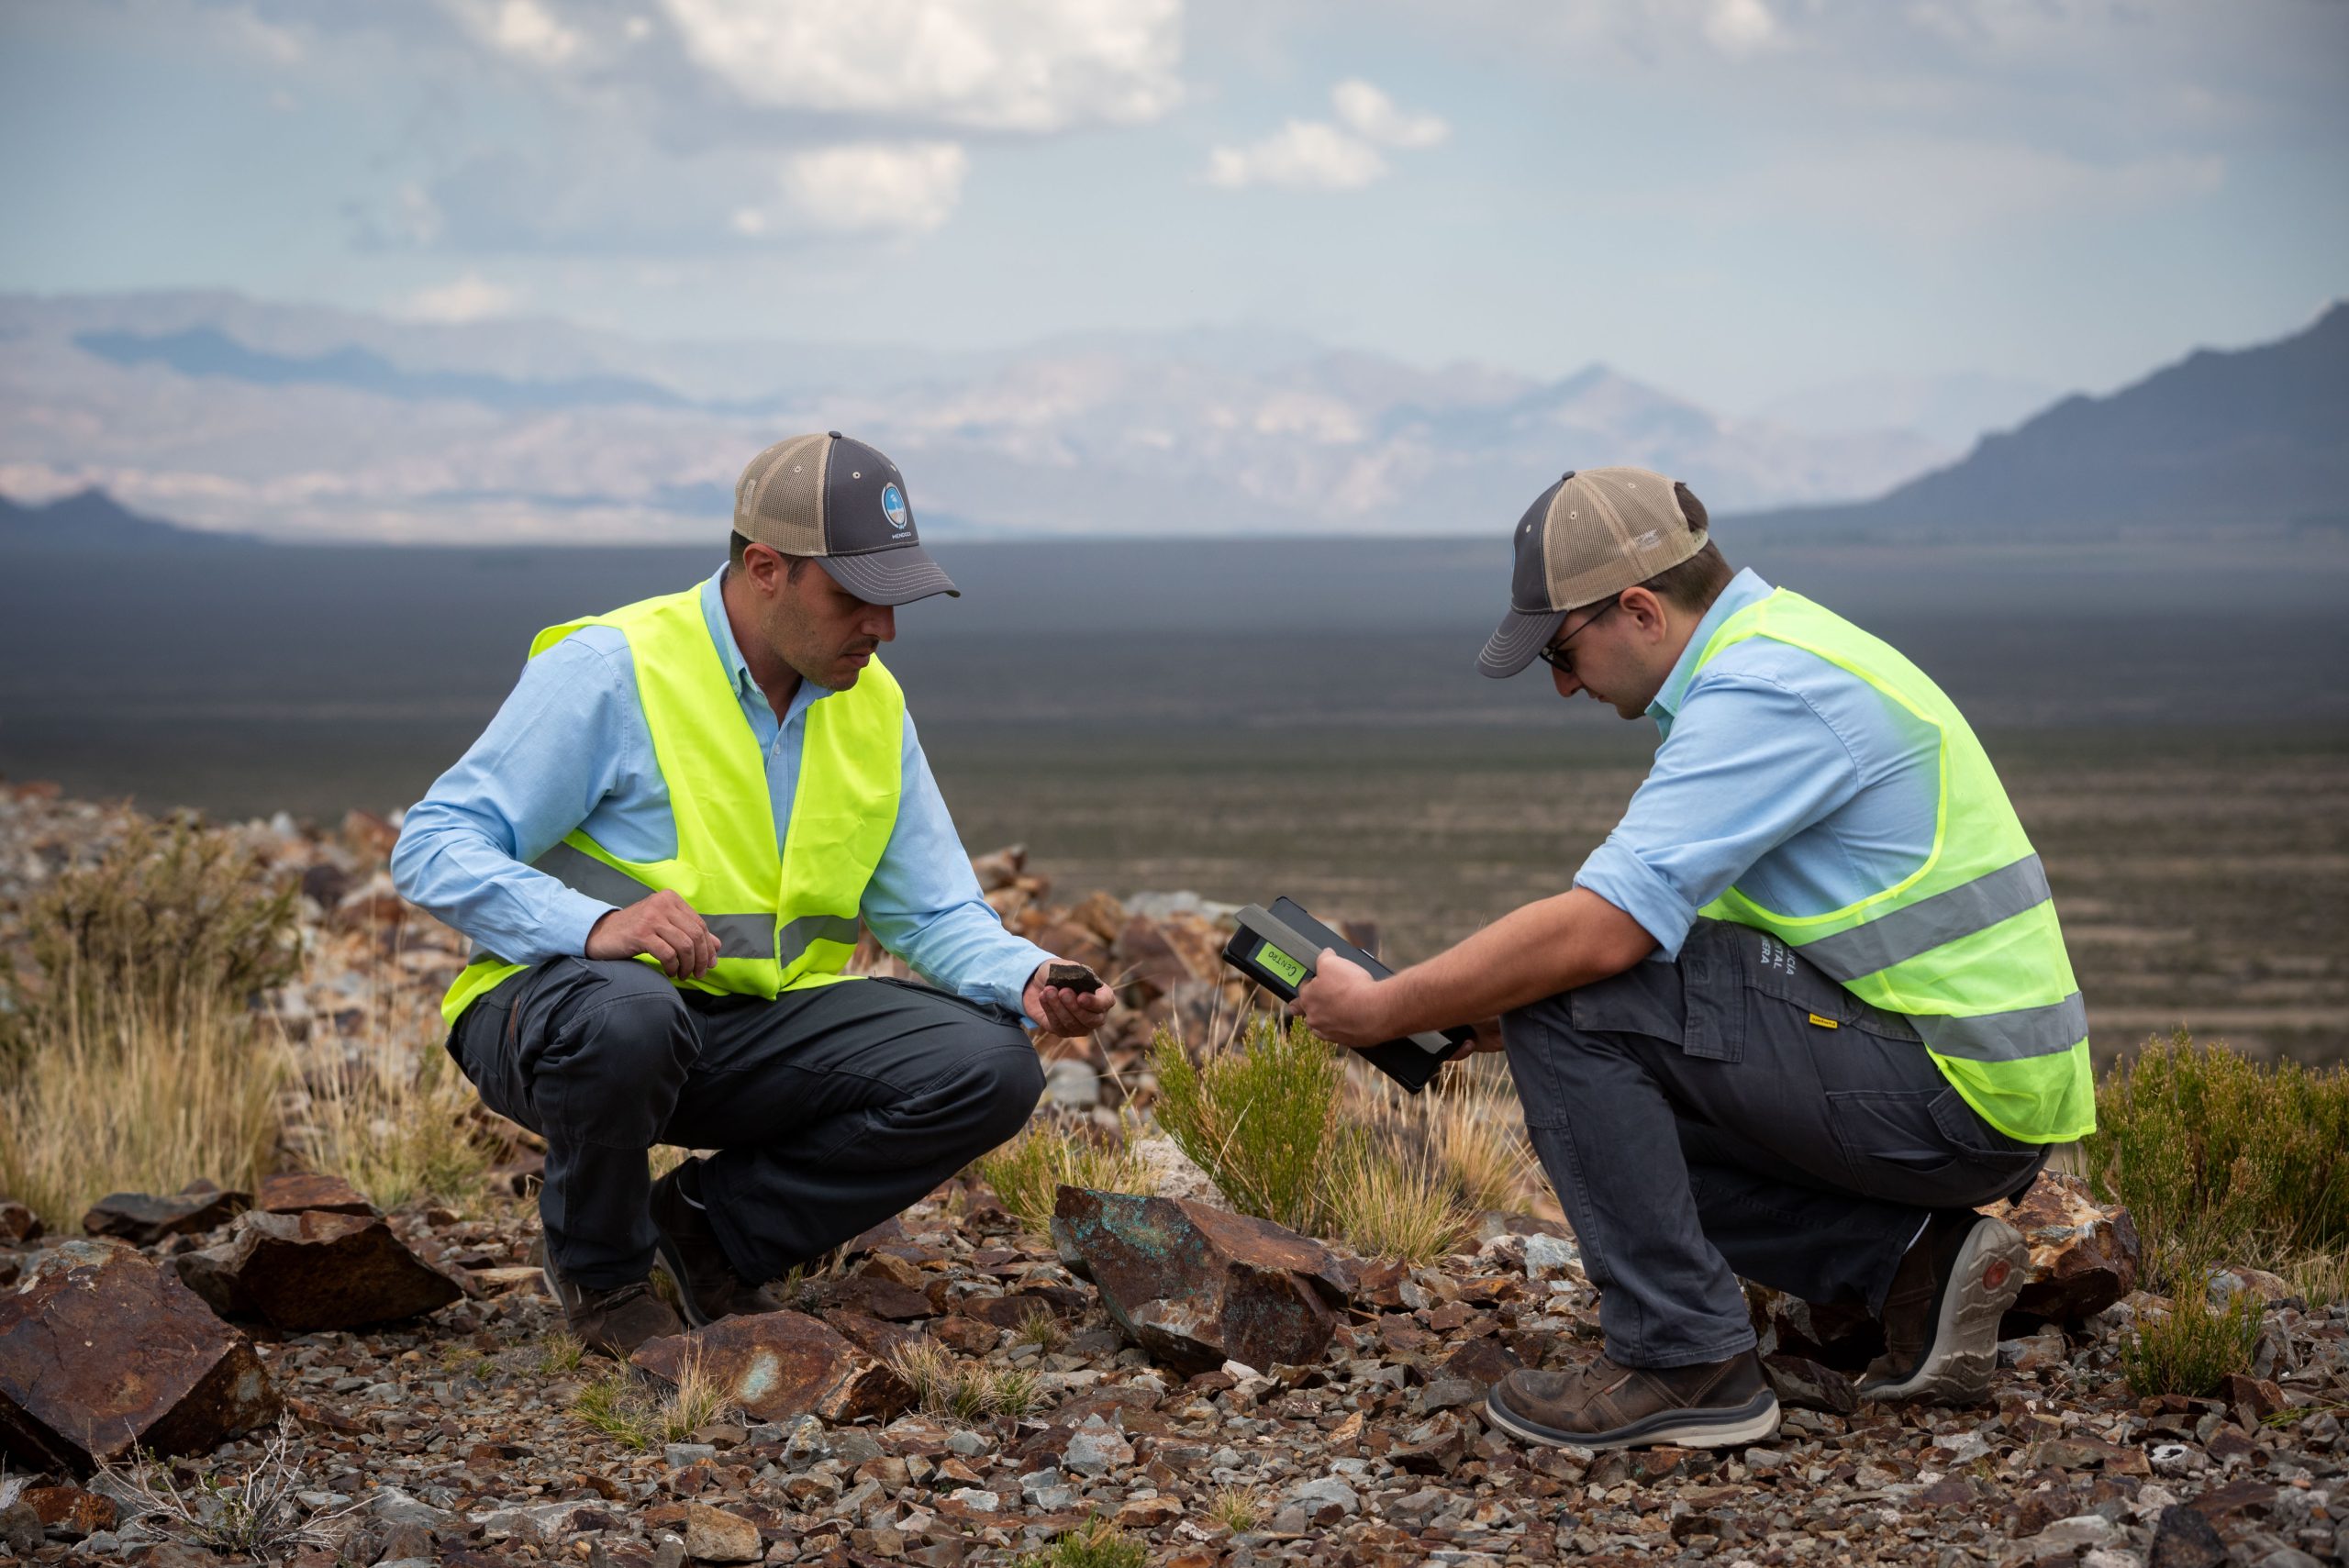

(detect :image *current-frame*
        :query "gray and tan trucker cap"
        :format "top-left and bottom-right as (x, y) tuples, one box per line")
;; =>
(733, 431), (959, 606)
(1477, 466), (1708, 678)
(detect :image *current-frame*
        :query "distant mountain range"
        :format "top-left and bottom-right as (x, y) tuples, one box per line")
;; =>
(1743, 303), (2349, 539)
(4, 291), (2337, 545)
(3, 291), (1971, 545)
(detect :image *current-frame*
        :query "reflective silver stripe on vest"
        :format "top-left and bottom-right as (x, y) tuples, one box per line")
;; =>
(1796, 854), (2054, 981)
(526, 843), (855, 967)
(1913, 991), (2087, 1063)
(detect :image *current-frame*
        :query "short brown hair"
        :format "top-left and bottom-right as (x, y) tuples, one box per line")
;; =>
(1630, 484), (1729, 611)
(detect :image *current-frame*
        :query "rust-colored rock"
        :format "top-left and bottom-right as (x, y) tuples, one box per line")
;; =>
(82, 1186), (248, 1244)
(631, 1310), (912, 1424)
(1069, 891), (1129, 945)
(1985, 1170), (2142, 1322)
(23, 1483), (116, 1535)
(0, 1240), (279, 1471)
(1762, 1352), (1858, 1415)
(215, 1210), (462, 1330)
(256, 1171), (376, 1217)
(1051, 1186), (1351, 1375)
(0, 1200), (41, 1243)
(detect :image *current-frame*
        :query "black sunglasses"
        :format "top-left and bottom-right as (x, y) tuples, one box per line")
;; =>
(1535, 597), (1620, 675)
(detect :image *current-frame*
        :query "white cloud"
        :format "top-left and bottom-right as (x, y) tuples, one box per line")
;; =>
(655, 0), (1185, 132)
(1330, 79), (1449, 150)
(401, 272), (522, 322)
(1205, 79), (1446, 191)
(441, 0), (587, 66)
(1704, 0), (1780, 54)
(776, 142), (972, 236)
(1206, 121), (1386, 191)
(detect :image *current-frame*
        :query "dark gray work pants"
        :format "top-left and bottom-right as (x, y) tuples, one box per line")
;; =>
(447, 959), (1044, 1290)
(1503, 917), (2050, 1369)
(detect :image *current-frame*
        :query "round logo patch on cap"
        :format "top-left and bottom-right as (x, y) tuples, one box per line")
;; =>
(881, 484), (909, 532)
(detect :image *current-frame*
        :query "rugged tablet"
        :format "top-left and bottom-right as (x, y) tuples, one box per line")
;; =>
(1221, 897), (1470, 1094)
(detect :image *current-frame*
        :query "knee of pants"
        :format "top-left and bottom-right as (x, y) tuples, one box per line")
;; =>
(961, 1033), (1045, 1144)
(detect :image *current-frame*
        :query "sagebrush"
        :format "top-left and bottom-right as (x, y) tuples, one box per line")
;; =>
(2087, 1029), (2349, 1295)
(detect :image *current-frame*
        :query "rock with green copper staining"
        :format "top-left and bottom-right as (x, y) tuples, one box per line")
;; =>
(1051, 1185), (1353, 1375)
(0, 1240), (278, 1472)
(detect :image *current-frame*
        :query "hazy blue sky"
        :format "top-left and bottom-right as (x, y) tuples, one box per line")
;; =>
(4, 0), (2343, 408)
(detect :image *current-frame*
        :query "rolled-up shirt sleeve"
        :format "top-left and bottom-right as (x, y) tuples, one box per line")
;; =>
(389, 634), (635, 964)
(861, 713), (1051, 1020)
(1573, 673), (1865, 960)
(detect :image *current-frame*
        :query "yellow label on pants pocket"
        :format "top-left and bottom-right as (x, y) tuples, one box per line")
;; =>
(1808, 1013), (1839, 1029)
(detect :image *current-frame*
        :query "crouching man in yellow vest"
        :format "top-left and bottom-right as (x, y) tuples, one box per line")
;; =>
(393, 432), (1112, 1356)
(1298, 468), (2091, 1451)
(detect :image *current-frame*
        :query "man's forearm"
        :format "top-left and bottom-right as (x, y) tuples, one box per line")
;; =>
(1378, 887), (1658, 1036)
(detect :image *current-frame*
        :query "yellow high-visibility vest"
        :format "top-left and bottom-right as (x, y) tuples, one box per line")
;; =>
(440, 585), (903, 1026)
(1695, 590), (2094, 1143)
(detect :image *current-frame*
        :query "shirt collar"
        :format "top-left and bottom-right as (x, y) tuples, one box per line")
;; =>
(703, 564), (829, 724)
(1647, 567), (1775, 726)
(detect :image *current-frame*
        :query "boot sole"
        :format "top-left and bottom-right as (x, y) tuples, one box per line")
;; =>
(1482, 1385), (1781, 1451)
(1859, 1214), (2029, 1406)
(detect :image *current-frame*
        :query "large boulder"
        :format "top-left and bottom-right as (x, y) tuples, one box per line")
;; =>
(1051, 1186), (1353, 1375)
(631, 1311), (912, 1425)
(0, 1240), (279, 1471)
(1984, 1170), (2142, 1323)
(196, 1210), (463, 1330)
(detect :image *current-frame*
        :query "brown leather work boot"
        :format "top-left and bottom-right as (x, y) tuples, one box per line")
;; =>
(534, 1240), (684, 1359)
(649, 1158), (785, 1328)
(1484, 1349), (1779, 1450)
(1858, 1209), (2029, 1406)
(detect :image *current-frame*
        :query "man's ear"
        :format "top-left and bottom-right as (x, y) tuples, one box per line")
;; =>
(1620, 585), (1671, 639)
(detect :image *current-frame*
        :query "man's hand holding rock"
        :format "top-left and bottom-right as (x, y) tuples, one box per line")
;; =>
(1024, 962), (1116, 1036)
(585, 890), (721, 979)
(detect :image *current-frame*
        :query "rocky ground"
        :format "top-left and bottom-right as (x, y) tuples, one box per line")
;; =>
(1, 787), (2345, 1568)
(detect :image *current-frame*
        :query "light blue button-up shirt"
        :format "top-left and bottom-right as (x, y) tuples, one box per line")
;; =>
(391, 566), (1049, 1018)
(1573, 568), (1943, 961)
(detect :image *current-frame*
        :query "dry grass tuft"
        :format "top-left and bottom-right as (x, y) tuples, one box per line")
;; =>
(572, 1352), (737, 1450)
(887, 1340), (1038, 1423)
(978, 1113), (1158, 1234)
(294, 1031), (491, 1213)
(1325, 1135), (1468, 1265)
(0, 981), (282, 1231)
(1151, 1013), (1344, 1233)
(1208, 1485), (1264, 1533)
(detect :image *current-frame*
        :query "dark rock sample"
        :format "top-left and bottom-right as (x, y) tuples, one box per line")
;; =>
(81, 1185), (249, 1245)
(204, 1210), (462, 1330)
(256, 1171), (377, 1217)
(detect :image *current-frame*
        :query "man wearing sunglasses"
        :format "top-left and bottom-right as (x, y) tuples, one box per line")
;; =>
(1297, 466), (2089, 1451)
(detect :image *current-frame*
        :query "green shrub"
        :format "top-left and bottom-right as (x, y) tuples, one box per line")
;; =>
(1151, 1013), (1343, 1233)
(2086, 1029), (2349, 1291)
(2120, 1284), (2264, 1398)
(978, 1114), (1159, 1234)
